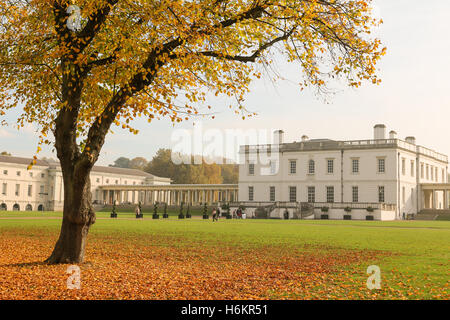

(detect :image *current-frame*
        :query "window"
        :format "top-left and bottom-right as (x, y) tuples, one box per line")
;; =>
(352, 186), (359, 203)
(426, 165), (429, 180)
(29, 172), (33, 178)
(270, 186), (275, 201)
(2, 183), (6, 195)
(421, 163), (424, 179)
(124, 180), (127, 185)
(289, 160), (297, 174)
(115, 180), (118, 184)
(435, 168), (438, 182)
(326, 186), (334, 203)
(378, 186), (385, 203)
(430, 166), (434, 180)
(411, 160), (415, 177)
(411, 188), (414, 206)
(378, 158), (385, 173)
(3, 170), (7, 175)
(442, 169), (445, 183)
(41, 173), (45, 178)
(402, 187), (406, 204)
(28, 185), (32, 197)
(307, 186), (315, 203)
(308, 160), (315, 174)
(248, 162), (255, 175)
(401, 158), (406, 175)
(96, 178), (100, 183)
(16, 171), (21, 176)
(352, 159), (359, 173)
(15, 184), (20, 196)
(248, 186), (254, 201)
(327, 159), (334, 174)
(106, 179), (109, 184)
(39, 185), (44, 195)
(289, 186), (297, 202)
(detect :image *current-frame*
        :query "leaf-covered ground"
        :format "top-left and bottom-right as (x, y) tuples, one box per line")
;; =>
(0, 218), (448, 300)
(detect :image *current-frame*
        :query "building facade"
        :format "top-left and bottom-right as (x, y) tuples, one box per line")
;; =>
(238, 124), (449, 220)
(0, 155), (171, 212)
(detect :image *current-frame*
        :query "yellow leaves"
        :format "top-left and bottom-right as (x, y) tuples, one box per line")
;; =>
(0, 0), (384, 147)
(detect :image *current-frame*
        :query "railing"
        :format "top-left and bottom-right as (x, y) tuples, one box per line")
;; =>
(229, 201), (397, 212)
(240, 138), (448, 163)
(311, 202), (396, 211)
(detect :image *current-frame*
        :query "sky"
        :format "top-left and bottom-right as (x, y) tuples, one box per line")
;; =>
(1, 0), (450, 166)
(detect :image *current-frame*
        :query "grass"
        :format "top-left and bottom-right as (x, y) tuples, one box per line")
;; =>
(0, 211), (448, 299)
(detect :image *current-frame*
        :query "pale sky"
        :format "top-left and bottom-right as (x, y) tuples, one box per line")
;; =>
(1, 0), (450, 166)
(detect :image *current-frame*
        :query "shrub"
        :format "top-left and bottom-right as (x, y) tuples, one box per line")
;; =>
(366, 206), (374, 213)
(321, 206), (329, 212)
(344, 206), (352, 213)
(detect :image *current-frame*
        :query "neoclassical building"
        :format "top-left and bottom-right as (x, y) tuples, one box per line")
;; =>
(0, 155), (238, 211)
(0, 155), (171, 212)
(238, 124), (449, 220)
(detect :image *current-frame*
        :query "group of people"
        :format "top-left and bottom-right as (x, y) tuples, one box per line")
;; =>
(232, 208), (244, 219)
(212, 207), (221, 222)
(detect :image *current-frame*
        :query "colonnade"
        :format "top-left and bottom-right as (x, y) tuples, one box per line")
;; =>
(100, 184), (238, 206)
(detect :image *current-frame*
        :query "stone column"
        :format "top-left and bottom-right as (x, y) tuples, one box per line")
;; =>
(444, 190), (448, 210)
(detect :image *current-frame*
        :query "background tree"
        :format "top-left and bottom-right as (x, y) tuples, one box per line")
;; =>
(0, 0), (385, 263)
(0, 151), (11, 156)
(110, 156), (131, 168)
(129, 157), (148, 171)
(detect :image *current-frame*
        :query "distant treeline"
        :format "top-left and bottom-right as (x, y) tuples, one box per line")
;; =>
(109, 148), (238, 184)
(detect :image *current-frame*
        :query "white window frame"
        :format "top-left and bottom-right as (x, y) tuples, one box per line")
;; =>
(326, 186), (334, 203)
(289, 186), (297, 202)
(307, 186), (315, 203)
(352, 186), (359, 203)
(308, 160), (315, 174)
(248, 186), (254, 201)
(351, 158), (359, 174)
(289, 160), (297, 174)
(327, 159), (334, 174)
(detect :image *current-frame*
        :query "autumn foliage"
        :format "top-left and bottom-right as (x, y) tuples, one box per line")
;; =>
(0, 0), (385, 147)
(0, 0), (386, 264)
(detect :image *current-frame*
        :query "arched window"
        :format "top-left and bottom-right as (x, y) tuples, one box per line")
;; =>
(13, 203), (20, 211)
(37, 204), (44, 211)
(308, 160), (315, 174)
(25, 204), (33, 211)
(0, 203), (6, 211)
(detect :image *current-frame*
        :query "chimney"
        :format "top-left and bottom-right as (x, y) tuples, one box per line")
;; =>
(301, 135), (309, 142)
(389, 130), (397, 139)
(273, 130), (284, 145)
(374, 124), (386, 140)
(405, 136), (416, 145)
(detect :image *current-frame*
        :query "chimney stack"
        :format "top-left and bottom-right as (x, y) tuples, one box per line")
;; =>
(405, 136), (416, 145)
(301, 135), (309, 142)
(389, 130), (397, 139)
(273, 130), (284, 145)
(374, 124), (386, 140)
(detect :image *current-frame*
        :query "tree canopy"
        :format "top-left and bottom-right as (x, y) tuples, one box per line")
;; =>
(0, 0), (385, 264)
(143, 148), (238, 184)
(1, 0), (385, 161)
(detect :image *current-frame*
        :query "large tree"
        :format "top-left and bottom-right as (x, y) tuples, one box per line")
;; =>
(0, 0), (385, 263)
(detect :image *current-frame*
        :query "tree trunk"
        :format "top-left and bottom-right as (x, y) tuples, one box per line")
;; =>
(46, 164), (96, 264)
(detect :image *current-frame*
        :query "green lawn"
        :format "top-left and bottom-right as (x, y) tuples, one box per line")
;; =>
(0, 212), (448, 299)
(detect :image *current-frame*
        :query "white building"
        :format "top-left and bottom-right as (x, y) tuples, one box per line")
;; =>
(0, 155), (171, 212)
(238, 124), (449, 220)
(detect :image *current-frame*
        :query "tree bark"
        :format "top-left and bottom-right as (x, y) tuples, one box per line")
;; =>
(46, 166), (96, 264)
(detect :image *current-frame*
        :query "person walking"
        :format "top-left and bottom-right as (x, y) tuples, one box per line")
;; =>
(212, 208), (217, 221)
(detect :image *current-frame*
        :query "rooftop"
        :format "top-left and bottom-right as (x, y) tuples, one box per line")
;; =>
(0, 155), (170, 180)
(240, 138), (448, 163)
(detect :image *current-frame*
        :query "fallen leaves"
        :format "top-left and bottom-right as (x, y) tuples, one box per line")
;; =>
(0, 228), (447, 300)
